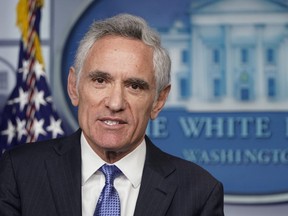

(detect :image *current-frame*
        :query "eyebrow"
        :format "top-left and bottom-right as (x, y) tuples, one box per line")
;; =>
(88, 70), (112, 80)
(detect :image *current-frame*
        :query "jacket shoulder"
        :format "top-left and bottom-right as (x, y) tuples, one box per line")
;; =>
(4, 130), (81, 163)
(145, 136), (221, 185)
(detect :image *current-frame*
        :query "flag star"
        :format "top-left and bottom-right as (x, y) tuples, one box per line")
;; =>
(18, 60), (30, 81)
(7, 98), (15, 106)
(34, 61), (46, 80)
(34, 88), (47, 110)
(33, 118), (47, 140)
(47, 116), (64, 138)
(14, 87), (28, 111)
(16, 118), (27, 141)
(46, 96), (52, 103)
(1, 120), (15, 144)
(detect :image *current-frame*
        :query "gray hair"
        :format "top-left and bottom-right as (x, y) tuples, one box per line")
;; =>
(73, 13), (171, 93)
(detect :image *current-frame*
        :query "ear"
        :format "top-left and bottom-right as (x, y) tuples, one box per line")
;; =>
(67, 67), (79, 107)
(150, 85), (171, 120)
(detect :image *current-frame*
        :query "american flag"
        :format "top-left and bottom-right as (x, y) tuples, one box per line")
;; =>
(0, 0), (65, 154)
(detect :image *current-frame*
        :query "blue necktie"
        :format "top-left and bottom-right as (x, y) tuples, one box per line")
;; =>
(94, 164), (122, 216)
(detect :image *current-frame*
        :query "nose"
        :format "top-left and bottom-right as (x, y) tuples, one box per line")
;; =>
(105, 84), (126, 112)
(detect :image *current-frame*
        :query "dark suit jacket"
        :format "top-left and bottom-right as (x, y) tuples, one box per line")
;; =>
(0, 129), (224, 216)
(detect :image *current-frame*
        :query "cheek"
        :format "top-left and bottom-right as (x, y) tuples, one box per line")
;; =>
(77, 103), (89, 126)
(77, 92), (98, 119)
(79, 84), (101, 105)
(78, 96), (99, 115)
(131, 98), (154, 122)
(77, 102), (99, 132)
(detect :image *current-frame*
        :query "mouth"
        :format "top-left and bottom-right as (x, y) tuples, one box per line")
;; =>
(100, 118), (127, 126)
(103, 120), (121, 126)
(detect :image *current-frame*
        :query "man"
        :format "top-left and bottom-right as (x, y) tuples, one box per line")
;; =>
(0, 14), (224, 216)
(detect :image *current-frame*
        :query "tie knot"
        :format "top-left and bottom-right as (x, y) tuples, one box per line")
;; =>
(100, 164), (121, 185)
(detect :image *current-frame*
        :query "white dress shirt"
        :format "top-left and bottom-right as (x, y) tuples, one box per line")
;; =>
(81, 133), (146, 216)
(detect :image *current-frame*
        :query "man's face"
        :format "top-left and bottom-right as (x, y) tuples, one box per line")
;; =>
(68, 35), (170, 162)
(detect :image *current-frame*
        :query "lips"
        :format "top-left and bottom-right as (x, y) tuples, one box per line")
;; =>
(100, 117), (127, 126)
(103, 120), (120, 126)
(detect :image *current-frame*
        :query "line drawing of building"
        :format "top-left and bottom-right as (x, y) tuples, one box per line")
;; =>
(161, 0), (288, 111)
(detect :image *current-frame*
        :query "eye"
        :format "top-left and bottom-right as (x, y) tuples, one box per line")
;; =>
(94, 77), (105, 84)
(88, 71), (111, 86)
(125, 79), (150, 92)
(131, 83), (141, 90)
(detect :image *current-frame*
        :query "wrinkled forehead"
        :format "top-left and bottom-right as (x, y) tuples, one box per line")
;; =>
(82, 35), (155, 78)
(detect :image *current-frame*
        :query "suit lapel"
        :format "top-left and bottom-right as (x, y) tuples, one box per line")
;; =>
(134, 137), (178, 216)
(45, 130), (82, 216)
(44, 132), (177, 216)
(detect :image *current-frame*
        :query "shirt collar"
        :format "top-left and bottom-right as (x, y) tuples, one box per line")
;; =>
(81, 133), (104, 185)
(115, 139), (146, 188)
(81, 132), (146, 188)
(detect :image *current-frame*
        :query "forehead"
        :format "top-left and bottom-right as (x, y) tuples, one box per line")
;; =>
(83, 35), (154, 77)
(99, 34), (149, 45)
(89, 35), (153, 57)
